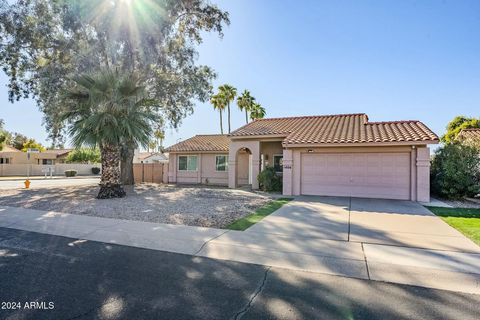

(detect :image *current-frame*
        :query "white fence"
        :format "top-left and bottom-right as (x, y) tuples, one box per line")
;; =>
(0, 164), (101, 176)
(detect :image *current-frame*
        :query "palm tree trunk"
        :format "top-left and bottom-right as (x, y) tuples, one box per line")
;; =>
(120, 141), (135, 185)
(219, 110), (224, 134)
(245, 110), (248, 123)
(227, 103), (231, 133)
(98, 144), (126, 199)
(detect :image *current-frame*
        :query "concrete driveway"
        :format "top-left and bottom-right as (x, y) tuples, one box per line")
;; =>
(198, 196), (480, 293)
(1, 195), (479, 293)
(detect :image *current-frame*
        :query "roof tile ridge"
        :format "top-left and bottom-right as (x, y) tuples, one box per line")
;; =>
(367, 120), (420, 124)
(250, 113), (367, 122)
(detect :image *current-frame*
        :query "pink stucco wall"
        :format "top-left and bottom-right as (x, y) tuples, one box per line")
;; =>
(168, 153), (229, 185)
(260, 141), (283, 169)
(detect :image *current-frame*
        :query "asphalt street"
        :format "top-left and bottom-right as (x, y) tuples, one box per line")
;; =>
(0, 227), (479, 320)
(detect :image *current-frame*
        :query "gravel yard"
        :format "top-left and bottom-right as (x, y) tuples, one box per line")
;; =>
(440, 198), (480, 209)
(0, 183), (273, 228)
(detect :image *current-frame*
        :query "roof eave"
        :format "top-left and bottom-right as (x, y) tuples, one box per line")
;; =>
(282, 140), (439, 148)
(229, 134), (289, 140)
(166, 149), (229, 154)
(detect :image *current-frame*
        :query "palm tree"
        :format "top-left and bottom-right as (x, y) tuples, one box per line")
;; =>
(237, 90), (255, 124)
(154, 129), (165, 151)
(210, 93), (226, 134)
(63, 69), (156, 199)
(218, 84), (237, 133)
(250, 103), (266, 121)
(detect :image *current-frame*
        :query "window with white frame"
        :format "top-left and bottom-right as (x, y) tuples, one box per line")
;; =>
(178, 155), (198, 171)
(215, 155), (228, 171)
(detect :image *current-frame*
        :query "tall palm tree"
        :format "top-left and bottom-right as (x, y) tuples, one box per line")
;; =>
(63, 69), (156, 199)
(154, 129), (165, 151)
(218, 84), (237, 133)
(237, 90), (255, 124)
(250, 103), (266, 121)
(210, 93), (226, 134)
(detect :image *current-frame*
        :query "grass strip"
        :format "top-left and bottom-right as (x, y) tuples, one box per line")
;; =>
(425, 206), (480, 246)
(227, 198), (293, 231)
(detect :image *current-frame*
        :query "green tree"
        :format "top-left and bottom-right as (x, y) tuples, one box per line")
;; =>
(442, 116), (480, 143)
(431, 143), (480, 199)
(21, 139), (45, 152)
(9, 133), (28, 150)
(0, 0), (229, 183)
(63, 69), (157, 199)
(250, 103), (266, 121)
(65, 148), (101, 164)
(218, 84), (237, 133)
(154, 128), (165, 151)
(0, 120), (7, 150)
(237, 90), (256, 124)
(210, 93), (226, 134)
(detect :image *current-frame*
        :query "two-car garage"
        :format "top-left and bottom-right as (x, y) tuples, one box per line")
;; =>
(227, 113), (437, 202)
(300, 152), (412, 200)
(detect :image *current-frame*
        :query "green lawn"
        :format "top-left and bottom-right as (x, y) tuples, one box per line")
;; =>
(226, 198), (293, 231)
(426, 206), (480, 246)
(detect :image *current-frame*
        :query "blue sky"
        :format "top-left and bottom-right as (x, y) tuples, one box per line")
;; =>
(1, 0), (479, 148)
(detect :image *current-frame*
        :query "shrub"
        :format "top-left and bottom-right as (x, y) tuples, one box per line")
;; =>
(64, 170), (77, 177)
(257, 166), (282, 192)
(431, 143), (480, 199)
(91, 167), (101, 174)
(66, 148), (101, 164)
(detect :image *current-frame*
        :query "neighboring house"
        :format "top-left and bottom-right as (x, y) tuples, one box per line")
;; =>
(166, 135), (230, 185)
(35, 149), (73, 165)
(0, 145), (20, 164)
(0, 147), (72, 165)
(165, 113), (439, 202)
(133, 151), (169, 164)
(457, 128), (480, 147)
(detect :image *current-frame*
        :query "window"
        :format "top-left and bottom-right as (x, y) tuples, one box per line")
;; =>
(178, 155), (198, 171)
(42, 159), (54, 165)
(215, 155), (228, 171)
(0, 158), (10, 164)
(273, 155), (283, 172)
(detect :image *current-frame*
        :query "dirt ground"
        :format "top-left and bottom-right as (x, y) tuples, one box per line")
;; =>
(0, 183), (273, 228)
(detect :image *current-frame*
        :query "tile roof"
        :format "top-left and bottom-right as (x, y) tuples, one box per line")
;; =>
(230, 113), (439, 145)
(42, 149), (73, 156)
(458, 128), (480, 141)
(165, 135), (230, 152)
(137, 152), (169, 161)
(0, 145), (21, 152)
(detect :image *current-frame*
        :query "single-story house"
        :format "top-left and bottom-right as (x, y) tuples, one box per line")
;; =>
(166, 135), (230, 185)
(165, 113), (439, 202)
(133, 151), (169, 164)
(0, 147), (72, 165)
(457, 128), (480, 146)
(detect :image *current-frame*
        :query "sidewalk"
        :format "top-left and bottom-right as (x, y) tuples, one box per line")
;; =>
(0, 175), (100, 181)
(0, 205), (479, 294)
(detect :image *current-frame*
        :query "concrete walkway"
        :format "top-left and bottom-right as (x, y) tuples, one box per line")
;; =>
(1, 196), (479, 294)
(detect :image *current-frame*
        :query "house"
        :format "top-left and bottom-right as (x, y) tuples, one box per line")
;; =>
(166, 135), (230, 185)
(35, 149), (72, 165)
(457, 128), (480, 147)
(133, 151), (169, 164)
(165, 113), (439, 201)
(0, 147), (73, 165)
(0, 145), (20, 164)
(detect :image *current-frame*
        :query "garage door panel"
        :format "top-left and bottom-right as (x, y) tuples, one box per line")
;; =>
(301, 153), (411, 200)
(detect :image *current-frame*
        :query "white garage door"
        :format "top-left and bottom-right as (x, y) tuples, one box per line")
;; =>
(301, 153), (411, 200)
